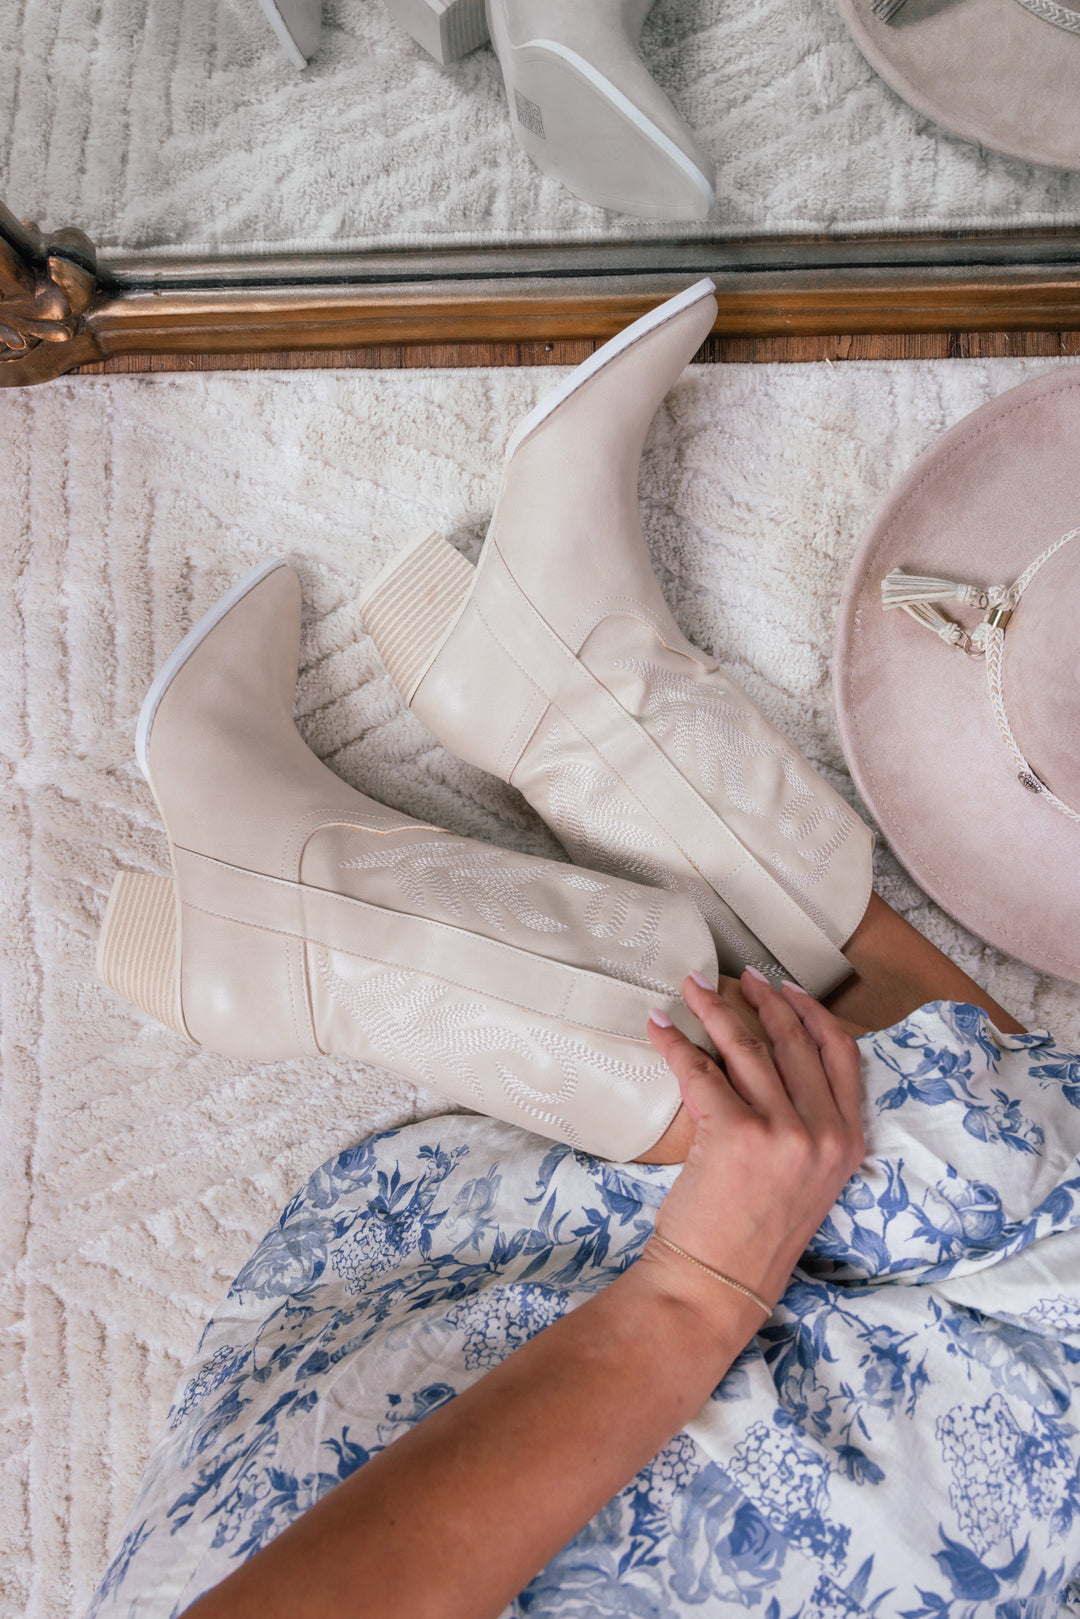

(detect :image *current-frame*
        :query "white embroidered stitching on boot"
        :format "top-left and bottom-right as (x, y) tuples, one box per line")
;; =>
(313, 955), (667, 1145)
(618, 659), (856, 849)
(617, 656), (859, 925)
(339, 836), (671, 992)
(536, 719), (781, 977)
(340, 841), (567, 934)
(315, 957), (521, 1103)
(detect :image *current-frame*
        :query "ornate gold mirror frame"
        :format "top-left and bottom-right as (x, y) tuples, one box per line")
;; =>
(3, 197), (1080, 386)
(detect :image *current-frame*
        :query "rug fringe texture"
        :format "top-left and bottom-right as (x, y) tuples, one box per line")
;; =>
(2, 358), (1079, 1617)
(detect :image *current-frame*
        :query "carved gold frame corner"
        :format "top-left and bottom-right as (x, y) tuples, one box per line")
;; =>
(0, 201), (105, 384)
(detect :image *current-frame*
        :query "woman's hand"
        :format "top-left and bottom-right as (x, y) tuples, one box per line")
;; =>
(642, 969), (866, 1320)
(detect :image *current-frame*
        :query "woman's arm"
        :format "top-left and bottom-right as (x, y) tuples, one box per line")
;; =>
(187, 1249), (761, 1619)
(184, 971), (865, 1619)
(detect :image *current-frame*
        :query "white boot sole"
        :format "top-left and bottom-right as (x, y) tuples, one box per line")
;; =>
(486, 0), (715, 218)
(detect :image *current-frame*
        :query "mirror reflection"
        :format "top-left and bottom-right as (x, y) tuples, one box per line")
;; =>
(4, 0), (1080, 256)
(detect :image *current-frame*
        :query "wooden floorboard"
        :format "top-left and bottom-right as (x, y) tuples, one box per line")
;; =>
(72, 330), (1080, 375)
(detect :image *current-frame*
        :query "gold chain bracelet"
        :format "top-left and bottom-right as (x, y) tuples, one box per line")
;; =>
(650, 1234), (772, 1319)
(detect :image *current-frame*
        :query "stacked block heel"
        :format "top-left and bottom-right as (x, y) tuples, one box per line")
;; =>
(96, 872), (188, 1038)
(383, 0), (490, 63)
(359, 530), (474, 704)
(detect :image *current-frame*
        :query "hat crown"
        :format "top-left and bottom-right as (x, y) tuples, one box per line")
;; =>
(1004, 539), (1080, 809)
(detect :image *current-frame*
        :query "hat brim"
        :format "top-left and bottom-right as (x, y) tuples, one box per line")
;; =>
(834, 367), (1080, 986)
(834, 0), (1080, 171)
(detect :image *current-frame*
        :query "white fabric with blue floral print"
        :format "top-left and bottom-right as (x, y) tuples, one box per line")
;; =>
(88, 1003), (1080, 1618)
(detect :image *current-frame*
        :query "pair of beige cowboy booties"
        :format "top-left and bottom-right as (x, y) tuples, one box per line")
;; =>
(97, 280), (873, 1162)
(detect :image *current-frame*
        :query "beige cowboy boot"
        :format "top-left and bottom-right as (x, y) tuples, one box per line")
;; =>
(383, 0), (715, 218)
(96, 561), (715, 1162)
(360, 281), (875, 998)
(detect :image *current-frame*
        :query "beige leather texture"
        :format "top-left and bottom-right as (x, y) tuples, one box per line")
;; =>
(366, 286), (874, 996)
(116, 562), (718, 1161)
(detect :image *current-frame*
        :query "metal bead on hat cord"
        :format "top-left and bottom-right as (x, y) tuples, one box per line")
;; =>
(649, 1234), (772, 1319)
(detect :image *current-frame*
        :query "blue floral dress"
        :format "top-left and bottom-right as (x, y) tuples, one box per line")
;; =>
(88, 1004), (1080, 1618)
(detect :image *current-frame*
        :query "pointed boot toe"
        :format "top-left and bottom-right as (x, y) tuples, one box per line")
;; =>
(99, 561), (717, 1161)
(486, 0), (715, 219)
(361, 282), (875, 998)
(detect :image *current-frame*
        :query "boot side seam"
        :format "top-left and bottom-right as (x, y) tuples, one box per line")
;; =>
(476, 604), (704, 891)
(478, 597), (671, 830)
(287, 933), (321, 1056)
(496, 684), (551, 780)
(176, 896), (321, 1059)
(466, 598), (558, 779)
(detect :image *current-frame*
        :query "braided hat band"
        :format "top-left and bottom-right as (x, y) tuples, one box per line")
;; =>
(1013, 0), (1080, 30)
(872, 0), (1080, 27)
(880, 527), (1080, 828)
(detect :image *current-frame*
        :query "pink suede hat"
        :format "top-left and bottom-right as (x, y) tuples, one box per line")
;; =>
(834, 0), (1080, 171)
(834, 367), (1080, 986)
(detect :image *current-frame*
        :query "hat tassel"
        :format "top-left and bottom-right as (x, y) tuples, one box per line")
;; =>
(880, 569), (990, 611)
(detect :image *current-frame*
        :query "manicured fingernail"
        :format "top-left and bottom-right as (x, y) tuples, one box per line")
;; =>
(742, 965), (769, 983)
(688, 970), (714, 991)
(782, 979), (809, 995)
(648, 1009), (673, 1028)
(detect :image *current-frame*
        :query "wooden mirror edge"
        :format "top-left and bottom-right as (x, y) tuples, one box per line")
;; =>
(3, 200), (1080, 387)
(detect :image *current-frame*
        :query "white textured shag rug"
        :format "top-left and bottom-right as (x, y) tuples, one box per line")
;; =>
(4, 0), (1080, 254)
(3, 356), (1080, 1619)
